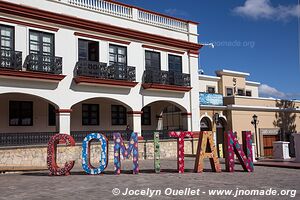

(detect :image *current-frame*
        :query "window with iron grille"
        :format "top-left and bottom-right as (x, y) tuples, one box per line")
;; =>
(82, 104), (99, 126)
(145, 50), (160, 70)
(48, 104), (56, 126)
(111, 105), (127, 125)
(9, 101), (33, 126)
(142, 106), (151, 125)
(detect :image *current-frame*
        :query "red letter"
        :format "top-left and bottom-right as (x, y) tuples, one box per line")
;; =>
(47, 133), (75, 176)
(224, 131), (254, 172)
(169, 131), (193, 173)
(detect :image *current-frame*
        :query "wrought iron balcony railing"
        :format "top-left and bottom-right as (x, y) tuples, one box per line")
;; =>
(23, 54), (63, 74)
(0, 49), (22, 70)
(143, 69), (190, 87)
(75, 60), (136, 82)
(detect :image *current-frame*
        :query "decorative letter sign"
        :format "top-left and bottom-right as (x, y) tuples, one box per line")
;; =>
(82, 133), (108, 175)
(154, 132), (160, 173)
(47, 133), (75, 176)
(169, 131), (193, 173)
(194, 131), (221, 173)
(113, 132), (139, 175)
(242, 131), (254, 166)
(224, 131), (254, 172)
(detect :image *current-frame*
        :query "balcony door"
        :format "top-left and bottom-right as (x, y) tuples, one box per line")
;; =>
(168, 54), (182, 85)
(29, 30), (54, 72)
(0, 25), (15, 69)
(78, 39), (99, 62)
(145, 51), (160, 71)
(109, 44), (127, 79)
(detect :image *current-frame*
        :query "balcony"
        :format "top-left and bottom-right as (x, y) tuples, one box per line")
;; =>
(0, 52), (65, 82)
(142, 70), (192, 92)
(73, 60), (138, 88)
(24, 54), (62, 74)
(0, 49), (22, 70)
(64, 0), (190, 32)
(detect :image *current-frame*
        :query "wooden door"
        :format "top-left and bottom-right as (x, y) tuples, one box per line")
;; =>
(263, 135), (279, 157)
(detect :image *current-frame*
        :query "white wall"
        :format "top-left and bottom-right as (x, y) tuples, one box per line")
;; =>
(245, 85), (259, 97)
(0, 4), (201, 133)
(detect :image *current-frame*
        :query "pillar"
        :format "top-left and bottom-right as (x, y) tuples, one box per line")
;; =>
(127, 111), (142, 139)
(56, 109), (72, 135)
(181, 112), (192, 131)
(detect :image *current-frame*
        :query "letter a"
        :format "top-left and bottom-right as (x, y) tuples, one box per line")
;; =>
(194, 131), (221, 173)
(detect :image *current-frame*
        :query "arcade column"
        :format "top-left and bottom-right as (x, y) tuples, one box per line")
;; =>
(127, 111), (143, 139)
(56, 109), (72, 135)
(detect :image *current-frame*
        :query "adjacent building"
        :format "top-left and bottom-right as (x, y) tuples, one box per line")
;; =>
(199, 69), (300, 158)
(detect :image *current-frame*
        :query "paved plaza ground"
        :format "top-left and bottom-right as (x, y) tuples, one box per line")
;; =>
(0, 158), (299, 200)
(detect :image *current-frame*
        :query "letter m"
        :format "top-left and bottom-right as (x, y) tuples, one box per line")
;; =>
(113, 132), (139, 175)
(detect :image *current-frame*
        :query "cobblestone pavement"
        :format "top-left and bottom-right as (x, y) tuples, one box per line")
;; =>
(0, 158), (299, 200)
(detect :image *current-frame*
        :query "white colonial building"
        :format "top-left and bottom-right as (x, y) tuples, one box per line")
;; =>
(0, 0), (202, 145)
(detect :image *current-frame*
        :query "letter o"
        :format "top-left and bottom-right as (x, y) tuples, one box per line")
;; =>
(82, 133), (108, 175)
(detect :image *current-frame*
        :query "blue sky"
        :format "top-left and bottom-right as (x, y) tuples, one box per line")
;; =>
(117, 0), (300, 99)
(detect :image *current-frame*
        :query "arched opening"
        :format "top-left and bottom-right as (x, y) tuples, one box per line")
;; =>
(0, 92), (58, 146)
(141, 101), (188, 139)
(200, 117), (212, 131)
(216, 117), (227, 158)
(70, 97), (133, 141)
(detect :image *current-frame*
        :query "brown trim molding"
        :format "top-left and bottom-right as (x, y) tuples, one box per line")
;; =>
(142, 83), (192, 92)
(0, 1), (202, 51)
(74, 32), (131, 45)
(142, 44), (185, 55)
(181, 112), (192, 116)
(0, 69), (66, 82)
(188, 50), (199, 55)
(0, 17), (59, 32)
(56, 109), (72, 113)
(127, 111), (143, 115)
(73, 76), (138, 88)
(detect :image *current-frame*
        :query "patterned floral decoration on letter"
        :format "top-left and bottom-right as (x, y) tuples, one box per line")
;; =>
(47, 133), (75, 176)
(194, 131), (221, 173)
(169, 131), (193, 173)
(113, 132), (139, 175)
(82, 133), (108, 175)
(154, 132), (160, 173)
(224, 131), (254, 172)
(242, 131), (254, 167)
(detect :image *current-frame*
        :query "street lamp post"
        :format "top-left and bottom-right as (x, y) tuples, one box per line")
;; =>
(251, 114), (259, 159)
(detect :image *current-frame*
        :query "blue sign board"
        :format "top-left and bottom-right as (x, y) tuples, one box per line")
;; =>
(199, 93), (223, 106)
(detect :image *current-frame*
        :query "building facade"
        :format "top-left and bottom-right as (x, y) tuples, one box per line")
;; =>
(0, 0), (202, 145)
(199, 70), (300, 158)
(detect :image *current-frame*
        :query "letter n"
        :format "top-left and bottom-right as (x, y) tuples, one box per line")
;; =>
(224, 131), (254, 172)
(194, 131), (221, 173)
(113, 132), (139, 175)
(47, 133), (75, 176)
